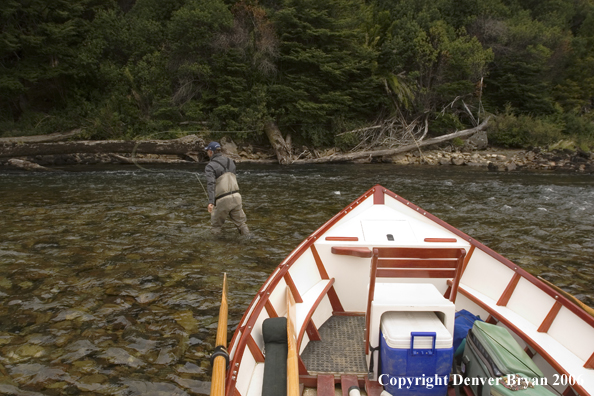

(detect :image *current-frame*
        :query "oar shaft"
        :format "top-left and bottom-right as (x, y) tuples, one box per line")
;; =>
(210, 274), (228, 396)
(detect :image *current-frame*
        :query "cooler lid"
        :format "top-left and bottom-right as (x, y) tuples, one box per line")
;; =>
(381, 311), (453, 349)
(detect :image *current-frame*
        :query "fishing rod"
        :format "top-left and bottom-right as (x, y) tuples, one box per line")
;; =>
(126, 131), (210, 203)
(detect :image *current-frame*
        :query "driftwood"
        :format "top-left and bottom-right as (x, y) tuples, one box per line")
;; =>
(7, 159), (57, 172)
(264, 121), (293, 164)
(0, 135), (205, 159)
(291, 117), (491, 164)
(108, 154), (193, 165)
(0, 129), (84, 144)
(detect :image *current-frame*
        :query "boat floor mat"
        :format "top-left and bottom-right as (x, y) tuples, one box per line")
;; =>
(301, 315), (367, 375)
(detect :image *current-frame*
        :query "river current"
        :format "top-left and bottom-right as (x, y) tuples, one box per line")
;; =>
(0, 164), (592, 395)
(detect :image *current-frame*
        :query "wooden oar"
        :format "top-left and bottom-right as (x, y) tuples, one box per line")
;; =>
(286, 287), (299, 396)
(538, 276), (594, 317)
(210, 273), (228, 396)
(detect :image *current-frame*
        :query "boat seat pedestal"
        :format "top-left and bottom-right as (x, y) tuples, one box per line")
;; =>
(367, 283), (455, 380)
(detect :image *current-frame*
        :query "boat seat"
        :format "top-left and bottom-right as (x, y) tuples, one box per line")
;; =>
(295, 278), (335, 351)
(456, 282), (594, 396)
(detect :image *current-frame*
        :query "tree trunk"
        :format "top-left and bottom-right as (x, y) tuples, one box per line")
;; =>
(0, 135), (205, 159)
(264, 121), (293, 164)
(291, 117), (491, 164)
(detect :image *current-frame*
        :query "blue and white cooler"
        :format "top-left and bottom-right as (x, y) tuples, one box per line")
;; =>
(379, 311), (454, 396)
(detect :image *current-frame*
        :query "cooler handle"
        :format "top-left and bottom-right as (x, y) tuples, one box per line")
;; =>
(410, 332), (436, 356)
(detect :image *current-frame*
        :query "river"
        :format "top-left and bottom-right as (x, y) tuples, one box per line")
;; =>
(0, 164), (592, 395)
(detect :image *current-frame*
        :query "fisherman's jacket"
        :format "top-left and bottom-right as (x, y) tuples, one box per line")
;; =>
(205, 153), (240, 205)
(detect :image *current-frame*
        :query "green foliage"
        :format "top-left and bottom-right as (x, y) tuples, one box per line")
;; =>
(488, 109), (564, 148)
(1, 0), (594, 151)
(452, 137), (465, 147)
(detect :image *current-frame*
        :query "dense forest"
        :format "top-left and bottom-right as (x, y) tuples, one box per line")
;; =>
(1, 0), (594, 151)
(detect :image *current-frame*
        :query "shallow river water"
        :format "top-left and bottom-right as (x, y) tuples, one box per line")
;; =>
(0, 164), (593, 395)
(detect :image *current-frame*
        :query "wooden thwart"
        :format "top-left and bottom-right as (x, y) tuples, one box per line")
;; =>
(317, 374), (335, 396)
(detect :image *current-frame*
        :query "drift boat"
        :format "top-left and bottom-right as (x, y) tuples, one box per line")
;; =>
(213, 185), (594, 396)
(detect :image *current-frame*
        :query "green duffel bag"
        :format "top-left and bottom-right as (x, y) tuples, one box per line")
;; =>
(460, 322), (551, 396)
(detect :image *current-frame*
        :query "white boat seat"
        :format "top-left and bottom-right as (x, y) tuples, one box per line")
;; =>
(294, 278), (335, 350)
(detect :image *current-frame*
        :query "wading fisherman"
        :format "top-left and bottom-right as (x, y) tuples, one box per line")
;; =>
(204, 142), (250, 236)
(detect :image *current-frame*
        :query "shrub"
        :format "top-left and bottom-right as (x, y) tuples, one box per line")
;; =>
(488, 111), (563, 148)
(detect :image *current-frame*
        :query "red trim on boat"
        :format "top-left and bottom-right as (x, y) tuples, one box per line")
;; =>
(497, 272), (521, 306)
(264, 299), (278, 318)
(377, 268), (456, 278)
(311, 245), (329, 280)
(341, 375), (359, 396)
(485, 315), (498, 324)
(306, 318), (321, 341)
(246, 335), (264, 363)
(373, 187), (385, 205)
(299, 375), (317, 387)
(564, 386), (578, 396)
(325, 236), (359, 241)
(585, 352), (594, 369)
(524, 346), (535, 359)
(365, 248), (380, 354)
(299, 356), (309, 375)
(333, 311), (365, 316)
(327, 286), (345, 313)
(538, 301), (562, 333)
(365, 376), (385, 396)
(317, 374), (335, 396)
(459, 245), (475, 279)
(331, 246), (373, 258)
(284, 272), (303, 303)
(425, 238), (457, 242)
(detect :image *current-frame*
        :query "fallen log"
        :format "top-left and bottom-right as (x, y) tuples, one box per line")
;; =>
(0, 129), (84, 144)
(108, 154), (194, 165)
(0, 135), (205, 159)
(290, 117), (491, 164)
(7, 158), (57, 172)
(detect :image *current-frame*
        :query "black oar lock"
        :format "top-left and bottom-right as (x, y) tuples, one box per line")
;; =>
(210, 345), (230, 369)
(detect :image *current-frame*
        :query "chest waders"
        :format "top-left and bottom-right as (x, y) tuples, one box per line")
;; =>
(212, 157), (239, 204)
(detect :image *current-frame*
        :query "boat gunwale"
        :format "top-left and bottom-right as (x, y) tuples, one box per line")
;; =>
(225, 185), (594, 396)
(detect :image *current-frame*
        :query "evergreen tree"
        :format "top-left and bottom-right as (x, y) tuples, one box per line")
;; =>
(269, 0), (383, 145)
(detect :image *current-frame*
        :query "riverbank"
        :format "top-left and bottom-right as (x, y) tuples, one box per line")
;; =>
(384, 147), (594, 172)
(1, 137), (593, 173)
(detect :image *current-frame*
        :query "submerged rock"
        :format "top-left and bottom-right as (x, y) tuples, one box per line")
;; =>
(99, 347), (145, 368)
(172, 311), (198, 333)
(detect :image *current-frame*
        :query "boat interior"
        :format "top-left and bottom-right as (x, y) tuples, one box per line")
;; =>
(224, 186), (594, 396)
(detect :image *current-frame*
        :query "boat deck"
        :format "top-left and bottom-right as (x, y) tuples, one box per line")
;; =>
(301, 315), (368, 375)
